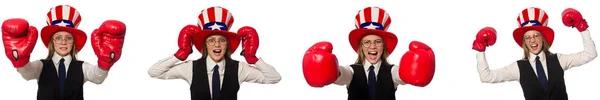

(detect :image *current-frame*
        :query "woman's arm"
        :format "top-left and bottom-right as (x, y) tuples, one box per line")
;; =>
(82, 62), (109, 84)
(239, 58), (282, 84)
(333, 65), (353, 86)
(476, 52), (520, 83)
(558, 30), (598, 70)
(391, 65), (407, 87)
(16, 61), (44, 81)
(148, 55), (194, 84)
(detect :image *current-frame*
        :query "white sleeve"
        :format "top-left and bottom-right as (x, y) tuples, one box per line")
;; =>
(148, 55), (194, 84)
(558, 30), (597, 70)
(239, 58), (282, 84)
(390, 65), (406, 87)
(16, 60), (44, 81)
(333, 65), (353, 86)
(82, 62), (109, 84)
(477, 52), (520, 83)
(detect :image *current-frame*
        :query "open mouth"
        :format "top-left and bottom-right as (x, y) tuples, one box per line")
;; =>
(368, 51), (378, 60)
(530, 44), (538, 50)
(58, 47), (68, 51)
(213, 49), (222, 56)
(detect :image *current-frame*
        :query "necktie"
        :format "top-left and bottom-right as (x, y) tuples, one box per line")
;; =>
(58, 58), (66, 96)
(368, 65), (376, 100)
(212, 65), (220, 100)
(535, 56), (548, 89)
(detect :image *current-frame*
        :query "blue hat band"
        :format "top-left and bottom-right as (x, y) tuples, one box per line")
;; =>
(203, 22), (229, 31)
(359, 22), (384, 30)
(521, 20), (542, 27)
(51, 20), (75, 28)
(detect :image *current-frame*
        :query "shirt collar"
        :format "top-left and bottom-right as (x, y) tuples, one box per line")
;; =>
(206, 57), (225, 71)
(363, 59), (381, 71)
(52, 52), (72, 65)
(528, 51), (546, 62)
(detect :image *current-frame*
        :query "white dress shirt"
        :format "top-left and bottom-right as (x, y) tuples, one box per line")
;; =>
(16, 52), (110, 84)
(477, 30), (597, 83)
(333, 59), (406, 88)
(148, 55), (282, 97)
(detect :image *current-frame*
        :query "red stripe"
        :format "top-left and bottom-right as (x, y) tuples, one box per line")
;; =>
(69, 7), (77, 26)
(384, 16), (391, 30)
(534, 8), (540, 21)
(198, 13), (205, 27)
(517, 15), (522, 25)
(55, 6), (64, 20)
(221, 9), (228, 23)
(541, 14), (548, 25)
(206, 7), (216, 23)
(363, 7), (372, 22)
(377, 8), (385, 24)
(46, 10), (53, 25)
(227, 16), (234, 30)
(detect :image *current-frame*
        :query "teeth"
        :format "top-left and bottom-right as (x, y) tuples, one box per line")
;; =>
(213, 49), (222, 53)
(368, 51), (377, 55)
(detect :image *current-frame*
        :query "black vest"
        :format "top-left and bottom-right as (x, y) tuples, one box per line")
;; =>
(347, 62), (396, 100)
(37, 59), (85, 100)
(517, 53), (568, 100)
(190, 58), (240, 100)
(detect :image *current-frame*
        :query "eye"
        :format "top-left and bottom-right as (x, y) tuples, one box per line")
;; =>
(219, 39), (227, 43)
(375, 40), (383, 44)
(66, 37), (73, 40)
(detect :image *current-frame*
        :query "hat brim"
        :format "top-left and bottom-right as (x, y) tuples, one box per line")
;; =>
(349, 29), (398, 54)
(193, 30), (240, 54)
(513, 26), (554, 48)
(41, 26), (87, 52)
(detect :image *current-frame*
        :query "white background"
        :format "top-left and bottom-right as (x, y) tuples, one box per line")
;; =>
(0, 0), (598, 100)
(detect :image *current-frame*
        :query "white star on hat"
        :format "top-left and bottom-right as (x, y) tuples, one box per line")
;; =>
(208, 23), (224, 30)
(55, 21), (71, 27)
(364, 23), (379, 29)
(524, 22), (538, 26)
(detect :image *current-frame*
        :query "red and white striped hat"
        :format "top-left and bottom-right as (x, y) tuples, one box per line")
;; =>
(512, 7), (555, 48)
(349, 6), (398, 54)
(193, 6), (240, 54)
(41, 5), (87, 52)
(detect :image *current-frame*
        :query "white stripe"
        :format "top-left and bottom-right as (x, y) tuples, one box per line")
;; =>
(354, 18), (359, 28)
(527, 7), (535, 21)
(62, 5), (70, 20)
(73, 10), (80, 27)
(382, 12), (389, 28)
(543, 19), (549, 26)
(51, 7), (57, 22)
(359, 9), (365, 24)
(371, 7), (379, 23)
(518, 13), (525, 26)
(46, 17), (51, 25)
(202, 9), (209, 25)
(214, 7), (223, 22)
(225, 11), (232, 28)
(539, 10), (545, 25)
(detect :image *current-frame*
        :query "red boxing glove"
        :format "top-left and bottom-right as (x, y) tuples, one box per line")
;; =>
(562, 8), (589, 32)
(472, 27), (497, 52)
(92, 20), (126, 70)
(175, 25), (199, 60)
(399, 41), (435, 87)
(302, 41), (339, 87)
(2, 18), (38, 68)
(238, 26), (259, 64)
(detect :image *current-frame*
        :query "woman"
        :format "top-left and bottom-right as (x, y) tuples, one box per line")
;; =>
(302, 6), (436, 100)
(2, 5), (126, 100)
(148, 6), (281, 100)
(473, 7), (597, 100)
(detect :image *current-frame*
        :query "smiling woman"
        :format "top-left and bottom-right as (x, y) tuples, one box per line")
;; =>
(147, 6), (282, 100)
(474, 7), (597, 100)
(1, 5), (127, 100)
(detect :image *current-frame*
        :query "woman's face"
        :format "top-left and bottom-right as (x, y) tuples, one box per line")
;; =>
(361, 35), (384, 64)
(52, 31), (74, 57)
(206, 35), (228, 62)
(523, 30), (544, 55)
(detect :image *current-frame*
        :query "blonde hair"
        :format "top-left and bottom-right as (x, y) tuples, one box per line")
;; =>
(354, 36), (390, 65)
(521, 34), (552, 60)
(45, 35), (78, 60)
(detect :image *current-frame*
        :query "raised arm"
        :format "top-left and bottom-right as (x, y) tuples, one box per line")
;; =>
(472, 27), (519, 83)
(148, 55), (193, 82)
(16, 61), (44, 80)
(239, 58), (282, 84)
(558, 8), (598, 70)
(2, 18), (41, 80)
(476, 52), (520, 83)
(82, 62), (109, 84)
